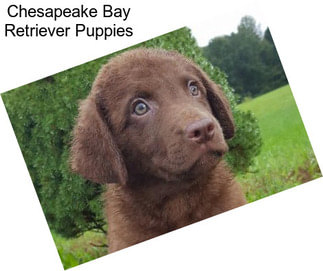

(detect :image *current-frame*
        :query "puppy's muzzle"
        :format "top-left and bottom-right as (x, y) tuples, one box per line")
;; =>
(185, 118), (227, 157)
(185, 118), (215, 144)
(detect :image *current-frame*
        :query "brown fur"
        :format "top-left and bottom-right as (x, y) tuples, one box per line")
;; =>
(70, 48), (246, 252)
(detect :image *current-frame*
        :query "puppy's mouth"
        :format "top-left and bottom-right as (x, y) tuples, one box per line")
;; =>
(155, 141), (228, 181)
(184, 142), (227, 171)
(194, 141), (227, 159)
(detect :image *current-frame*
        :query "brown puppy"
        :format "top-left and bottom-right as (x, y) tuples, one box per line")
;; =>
(70, 48), (246, 252)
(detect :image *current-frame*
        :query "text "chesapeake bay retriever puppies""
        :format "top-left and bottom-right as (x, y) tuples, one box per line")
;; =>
(71, 48), (246, 252)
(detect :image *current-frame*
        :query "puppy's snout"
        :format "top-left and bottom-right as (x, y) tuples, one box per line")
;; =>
(185, 118), (215, 144)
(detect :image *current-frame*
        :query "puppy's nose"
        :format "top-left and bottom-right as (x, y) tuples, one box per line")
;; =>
(185, 118), (215, 144)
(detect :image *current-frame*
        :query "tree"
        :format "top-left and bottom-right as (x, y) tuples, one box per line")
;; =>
(1, 27), (261, 238)
(203, 16), (288, 99)
(261, 28), (288, 92)
(238, 16), (262, 38)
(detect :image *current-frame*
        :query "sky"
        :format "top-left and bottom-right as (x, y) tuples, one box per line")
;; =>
(187, 10), (268, 47)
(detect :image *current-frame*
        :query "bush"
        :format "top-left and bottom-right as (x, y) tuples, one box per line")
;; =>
(1, 27), (261, 238)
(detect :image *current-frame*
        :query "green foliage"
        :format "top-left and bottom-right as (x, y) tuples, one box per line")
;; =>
(226, 109), (262, 173)
(1, 27), (261, 238)
(237, 85), (321, 202)
(261, 28), (288, 91)
(203, 15), (288, 99)
(2, 56), (109, 238)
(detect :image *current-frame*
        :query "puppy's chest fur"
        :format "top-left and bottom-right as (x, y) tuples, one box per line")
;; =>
(150, 186), (222, 230)
(106, 181), (220, 237)
(105, 161), (243, 251)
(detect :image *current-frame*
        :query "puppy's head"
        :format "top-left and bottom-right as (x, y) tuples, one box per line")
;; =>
(70, 49), (234, 185)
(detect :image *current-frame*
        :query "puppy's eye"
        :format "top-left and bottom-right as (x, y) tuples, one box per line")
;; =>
(188, 81), (199, 96)
(133, 101), (149, 115)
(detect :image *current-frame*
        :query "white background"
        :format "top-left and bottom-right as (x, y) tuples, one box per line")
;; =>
(0, 0), (322, 270)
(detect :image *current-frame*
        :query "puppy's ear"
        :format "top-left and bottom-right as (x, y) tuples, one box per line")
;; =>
(205, 79), (235, 139)
(195, 68), (235, 139)
(70, 92), (128, 185)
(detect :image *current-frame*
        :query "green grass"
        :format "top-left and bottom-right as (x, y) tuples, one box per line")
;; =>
(52, 231), (107, 269)
(237, 85), (321, 202)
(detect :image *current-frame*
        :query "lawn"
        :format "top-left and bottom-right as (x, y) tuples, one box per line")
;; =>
(52, 230), (107, 269)
(237, 84), (321, 202)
